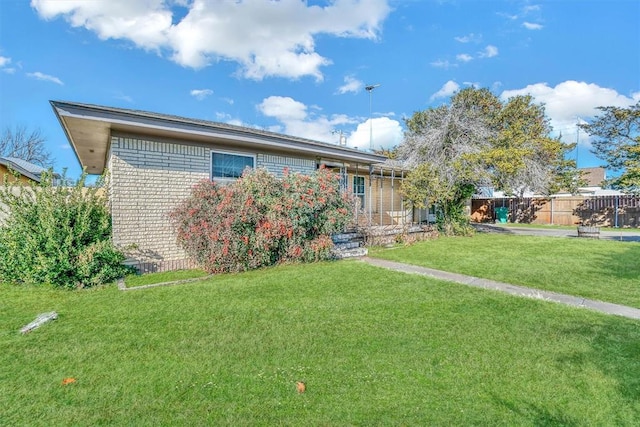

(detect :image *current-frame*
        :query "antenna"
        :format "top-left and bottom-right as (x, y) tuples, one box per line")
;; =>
(332, 129), (347, 146)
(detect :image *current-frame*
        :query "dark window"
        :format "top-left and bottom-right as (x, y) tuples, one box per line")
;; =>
(211, 151), (254, 179)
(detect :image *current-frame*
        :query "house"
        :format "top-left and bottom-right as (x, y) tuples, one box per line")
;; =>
(51, 101), (411, 271)
(0, 156), (55, 184)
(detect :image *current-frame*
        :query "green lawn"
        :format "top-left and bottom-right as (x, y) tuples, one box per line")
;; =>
(124, 269), (209, 288)
(2, 261), (639, 425)
(370, 233), (640, 308)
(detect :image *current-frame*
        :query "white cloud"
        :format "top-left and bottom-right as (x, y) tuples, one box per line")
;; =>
(497, 12), (519, 20)
(0, 55), (15, 73)
(220, 97), (234, 105)
(456, 53), (473, 62)
(479, 45), (498, 58)
(27, 71), (63, 85)
(454, 33), (481, 43)
(258, 96), (308, 122)
(523, 5), (541, 13)
(347, 117), (403, 150)
(500, 80), (639, 145)
(257, 95), (402, 149)
(337, 75), (363, 94)
(190, 88), (213, 100)
(523, 22), (543, 30)
(32, 0), (391, 81)
(430, 80), (460, 101)
(430, 59), (456, 69)
(114, 93), (134, 103)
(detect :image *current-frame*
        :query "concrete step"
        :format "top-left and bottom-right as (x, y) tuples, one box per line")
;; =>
(332, 246), (368, 259)
(334, 241), (361, 250)
(331, 232), (363, 243)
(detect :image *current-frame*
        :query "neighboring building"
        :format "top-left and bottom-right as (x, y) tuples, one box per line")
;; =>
(576, 167), (624, 196)
(51, 101), (409, 271)
(0, 156), (55, 184)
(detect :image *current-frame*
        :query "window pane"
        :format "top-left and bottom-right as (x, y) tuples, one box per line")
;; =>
(212, 152), (254, 179)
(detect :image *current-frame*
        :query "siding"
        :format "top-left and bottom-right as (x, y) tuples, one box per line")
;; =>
(257, 153), (316, 177)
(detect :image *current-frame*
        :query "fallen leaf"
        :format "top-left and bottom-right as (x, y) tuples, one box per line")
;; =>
(62, 378), (76, 385)
(296, 381), (306, 393)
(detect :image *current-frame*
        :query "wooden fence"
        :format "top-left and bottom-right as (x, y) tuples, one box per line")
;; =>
(471, 195), (640, 228)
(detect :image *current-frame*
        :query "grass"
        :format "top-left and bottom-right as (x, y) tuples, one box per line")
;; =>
(2, 260), (640, 425)
(370, 233), (640, 308)
(123, 269), (209, 288)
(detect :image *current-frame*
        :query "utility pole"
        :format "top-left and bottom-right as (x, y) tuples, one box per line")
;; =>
(365, 84), (380, 151)
(576, 123), (580, 168)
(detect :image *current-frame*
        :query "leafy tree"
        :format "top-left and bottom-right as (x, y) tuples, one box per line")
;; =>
(373, 145), (399, 159)
(1, 125), (52, 166)
(398, 87), (495, 233)
(579, 101), (640, 193)
(399, 87), (579, 233)
(485, 94), (579, 196)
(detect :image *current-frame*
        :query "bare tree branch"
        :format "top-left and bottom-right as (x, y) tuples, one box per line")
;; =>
(0, 125), (53, 167)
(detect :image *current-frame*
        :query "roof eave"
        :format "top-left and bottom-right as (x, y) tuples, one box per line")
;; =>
(50, 101), (387, 173)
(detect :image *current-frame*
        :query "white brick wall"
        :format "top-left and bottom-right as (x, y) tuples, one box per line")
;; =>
(109, 136), (320, 271)
(110, 136), (209, 270)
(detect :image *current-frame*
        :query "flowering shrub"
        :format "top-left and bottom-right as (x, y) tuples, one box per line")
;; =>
(170, 167), (354, 273)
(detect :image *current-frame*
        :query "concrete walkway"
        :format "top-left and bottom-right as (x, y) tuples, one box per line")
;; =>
(360, 256), (640, 320)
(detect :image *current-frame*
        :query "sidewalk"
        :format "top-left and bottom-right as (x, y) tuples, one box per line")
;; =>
(359, 256), (640, 320)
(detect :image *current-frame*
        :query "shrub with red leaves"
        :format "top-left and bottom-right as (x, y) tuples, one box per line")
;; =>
(170, 167), (354, 273)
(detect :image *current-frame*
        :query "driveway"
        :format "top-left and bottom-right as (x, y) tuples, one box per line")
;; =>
(472, 223), (640, 242)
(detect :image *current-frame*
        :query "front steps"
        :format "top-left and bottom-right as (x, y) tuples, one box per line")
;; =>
(331, 231), (367, 258)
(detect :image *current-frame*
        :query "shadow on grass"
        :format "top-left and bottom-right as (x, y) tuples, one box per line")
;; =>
(563, 320), (640, 402)
(558, 318), (640, 403)
(591, 241), (640, 281)
(490, 315), (640, 424)
(491, 394), (579, 426)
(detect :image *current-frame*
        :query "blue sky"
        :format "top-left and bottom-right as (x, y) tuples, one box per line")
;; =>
(1, 0), (638, 180)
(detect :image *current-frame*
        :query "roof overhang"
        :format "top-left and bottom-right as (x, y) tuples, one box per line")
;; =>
(51, 101), (387, 175)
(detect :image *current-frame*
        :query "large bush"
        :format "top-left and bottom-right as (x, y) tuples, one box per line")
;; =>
(170, 167), (354, 273)
(0, 172), (132, 288)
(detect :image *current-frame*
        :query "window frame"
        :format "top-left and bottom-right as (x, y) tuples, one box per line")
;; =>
(353, 175), (365, 210)
(210, 149), (256, 182)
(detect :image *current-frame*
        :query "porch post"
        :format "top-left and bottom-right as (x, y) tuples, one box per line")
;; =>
(368, 165), (373, 227)
(355, 163), (359, 225)
(391, 168), (395, 224)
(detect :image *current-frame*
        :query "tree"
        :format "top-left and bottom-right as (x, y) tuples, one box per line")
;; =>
(399, 87), (578, 233)
(1, 125), (52, 166)
(484, 94), (579, 196)
(579, 101), (640, 193)
(373, 145), (399, 159)
(399, 87), (496, 234)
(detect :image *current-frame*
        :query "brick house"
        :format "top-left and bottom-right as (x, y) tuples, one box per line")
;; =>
(51, 101), (409, 271)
